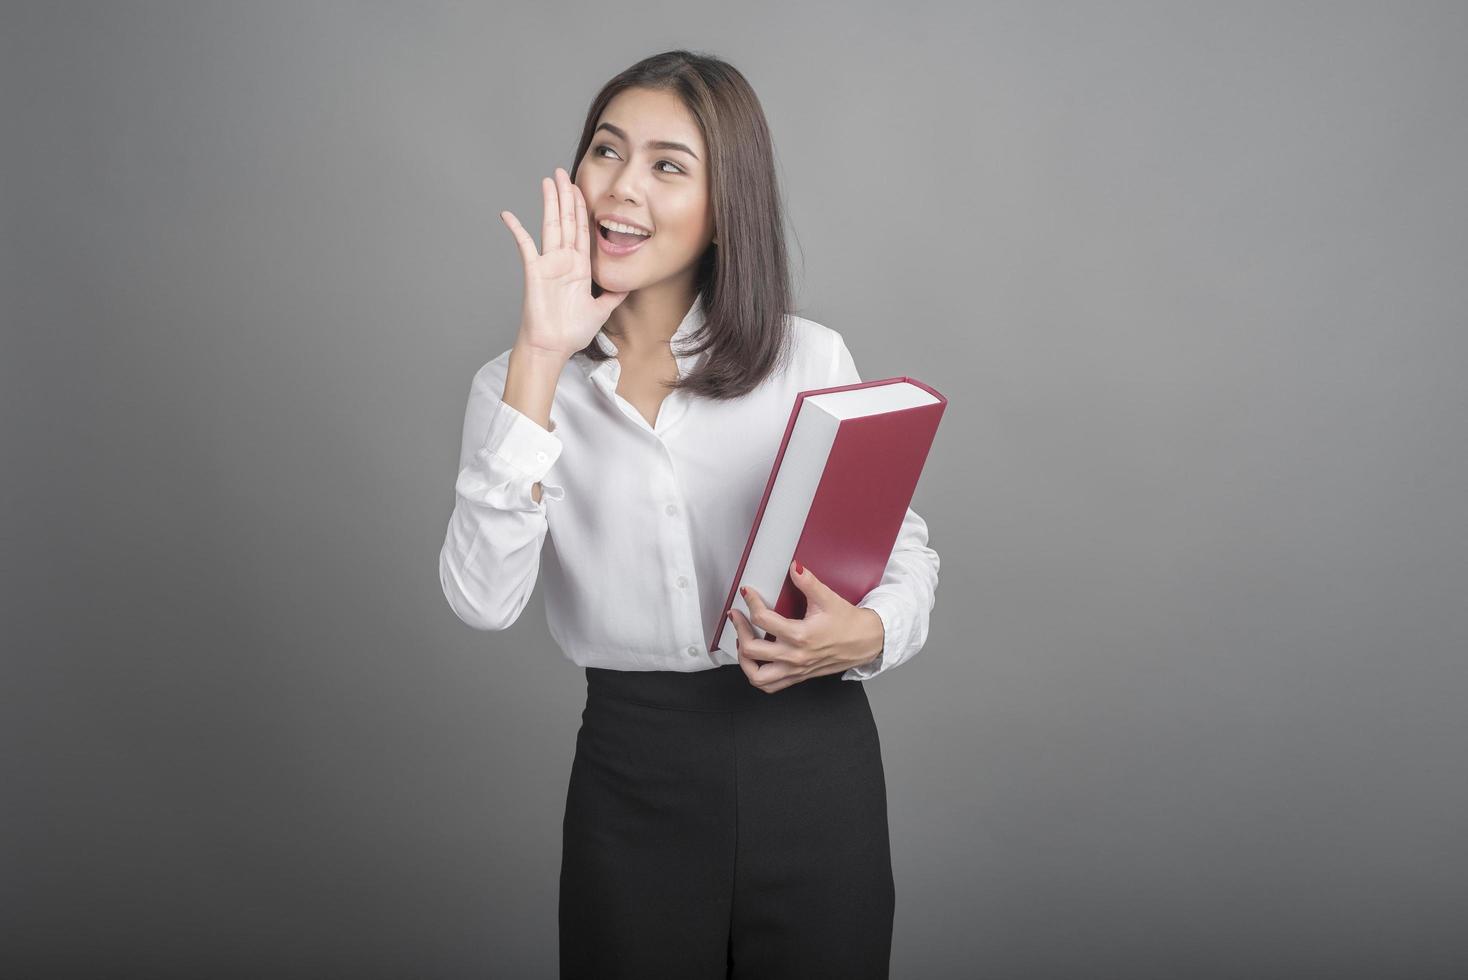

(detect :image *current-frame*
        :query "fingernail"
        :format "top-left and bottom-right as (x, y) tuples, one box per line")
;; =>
(793, 559), (804, 575)
(739, 585), (747, 598)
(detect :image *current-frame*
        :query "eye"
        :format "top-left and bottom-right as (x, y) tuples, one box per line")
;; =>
(593, 144), (684, 175)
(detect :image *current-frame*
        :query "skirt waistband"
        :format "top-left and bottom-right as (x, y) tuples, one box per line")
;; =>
(584, 663), (855, 712)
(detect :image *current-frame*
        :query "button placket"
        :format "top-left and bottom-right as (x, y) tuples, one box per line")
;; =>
(660, 463), (702, 658)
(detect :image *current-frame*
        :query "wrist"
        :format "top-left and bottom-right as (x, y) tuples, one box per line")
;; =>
(856, 607), (885, 665)
(511, 340), (572, 369)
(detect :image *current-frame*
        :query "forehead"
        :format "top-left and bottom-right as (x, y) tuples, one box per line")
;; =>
(598, 88), (706, 156)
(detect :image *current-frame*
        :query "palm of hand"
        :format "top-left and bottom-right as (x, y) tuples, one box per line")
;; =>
(500, 167), (628, 354)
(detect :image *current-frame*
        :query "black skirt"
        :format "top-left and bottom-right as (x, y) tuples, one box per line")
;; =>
(559, 663), (895, 979)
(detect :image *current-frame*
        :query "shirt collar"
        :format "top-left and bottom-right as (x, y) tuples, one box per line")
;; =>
(577, 293), (707, 383)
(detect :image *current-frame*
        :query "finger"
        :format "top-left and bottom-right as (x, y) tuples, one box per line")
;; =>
(500, 210), (540, 267)
(573, 181), (589, 258)
(728, 607), (763, 654)
(729, 609), (770, 651)
(727, 607), (763, 649)
(556, 168), (576, 249)
(735, 647), (780, 689)
(541, 176), (561, 252)
(725, 607), (745, 644)
(731, 609), (784, 662)
(734, 644), (765, 684)
(740, 586), (803, 642)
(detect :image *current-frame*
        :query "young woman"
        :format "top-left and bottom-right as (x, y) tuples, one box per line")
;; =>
(439, 50), (940, 979)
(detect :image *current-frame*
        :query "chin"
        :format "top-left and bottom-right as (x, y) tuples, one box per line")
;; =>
(593, 263), (657, 292)
(593, 272), (638, 295)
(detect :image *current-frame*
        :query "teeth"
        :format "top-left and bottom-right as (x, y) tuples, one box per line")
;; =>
(598, 219), (651, 237)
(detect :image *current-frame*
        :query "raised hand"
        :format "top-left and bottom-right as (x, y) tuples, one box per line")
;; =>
(500, 167), (629, 359)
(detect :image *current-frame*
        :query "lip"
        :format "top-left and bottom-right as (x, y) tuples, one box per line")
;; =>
(596, 214), (654, 257)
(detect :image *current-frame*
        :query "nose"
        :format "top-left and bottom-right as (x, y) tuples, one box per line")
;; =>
(608, 164), (646, 206)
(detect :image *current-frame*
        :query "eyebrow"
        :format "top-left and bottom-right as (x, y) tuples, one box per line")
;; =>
(594, 122), (700, 161)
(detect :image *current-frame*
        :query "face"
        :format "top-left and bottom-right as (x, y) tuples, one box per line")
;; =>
(575, 87), (715, 294)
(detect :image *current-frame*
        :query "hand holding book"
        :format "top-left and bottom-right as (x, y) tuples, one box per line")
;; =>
(724, 559), (887, 694)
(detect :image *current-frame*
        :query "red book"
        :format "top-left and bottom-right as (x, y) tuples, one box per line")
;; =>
(711, 375), (947, 657)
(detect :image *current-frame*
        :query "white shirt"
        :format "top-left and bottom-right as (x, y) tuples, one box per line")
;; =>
(438, 293), (940, 680)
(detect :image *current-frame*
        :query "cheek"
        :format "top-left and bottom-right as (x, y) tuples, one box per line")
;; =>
(574, 172), (603, 201)
(662, 200), (711, 246)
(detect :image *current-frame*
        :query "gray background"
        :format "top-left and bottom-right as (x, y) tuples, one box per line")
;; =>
(3, 2), (1465, 978)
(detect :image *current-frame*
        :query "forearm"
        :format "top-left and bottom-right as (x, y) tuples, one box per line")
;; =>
(502, 341), (568, 503)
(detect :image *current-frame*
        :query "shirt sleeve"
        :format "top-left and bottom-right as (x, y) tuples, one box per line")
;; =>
(827, 334), (942, 681)
(438, 357), (566, 631)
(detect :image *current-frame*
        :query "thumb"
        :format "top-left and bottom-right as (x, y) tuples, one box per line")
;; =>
(596, 288), (630, 318)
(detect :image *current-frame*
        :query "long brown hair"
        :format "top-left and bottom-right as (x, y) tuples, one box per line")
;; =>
(568, 50), (797, 401)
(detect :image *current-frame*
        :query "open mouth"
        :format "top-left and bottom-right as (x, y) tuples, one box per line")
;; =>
(599, 225), (653, 245)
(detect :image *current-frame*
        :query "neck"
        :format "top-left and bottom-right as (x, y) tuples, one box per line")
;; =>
(603, 279), (700, 356)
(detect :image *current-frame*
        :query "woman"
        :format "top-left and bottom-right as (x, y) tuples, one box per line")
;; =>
(439, 50), (940, 979)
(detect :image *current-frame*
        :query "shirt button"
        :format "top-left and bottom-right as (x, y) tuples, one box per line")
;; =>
(665, 503), (678, 515)
(676, 576), (688, 588)
(535, 451), (547, 462)
(687, 645), (700, 656)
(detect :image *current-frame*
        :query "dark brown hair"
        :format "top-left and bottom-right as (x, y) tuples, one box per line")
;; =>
(568, 50), (797, 401)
